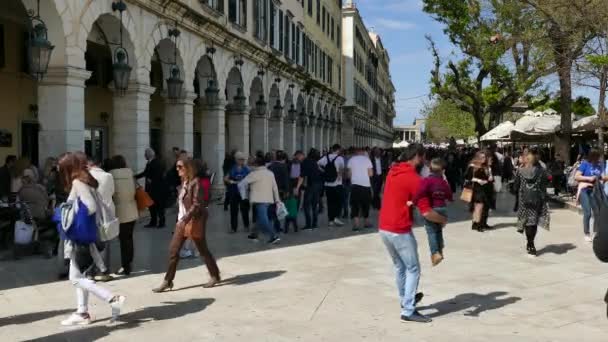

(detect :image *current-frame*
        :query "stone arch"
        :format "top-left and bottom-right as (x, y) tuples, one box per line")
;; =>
(142, 21), (187, 91)
(194, 55), (217, 102)
(269, 83), (281, 118)
(76, 0), (139, 74)
(307, 97), (314, 116)
(225, 66), (243, 105)
(87, 13), (138, 83)
(283, 88), (294, 118)
(296, 93), (306, 115)
(249, 76), (265, 116)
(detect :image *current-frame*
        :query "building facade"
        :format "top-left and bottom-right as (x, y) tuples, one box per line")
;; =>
(0, 0), (346, 194)
(394, 119), (425, 143)
(341, 1), (396, 148)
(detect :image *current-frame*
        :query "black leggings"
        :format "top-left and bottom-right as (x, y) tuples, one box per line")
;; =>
(525, 225), (537, 244)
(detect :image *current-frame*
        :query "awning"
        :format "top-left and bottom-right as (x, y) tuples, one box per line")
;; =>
(480, 121), (514, 141)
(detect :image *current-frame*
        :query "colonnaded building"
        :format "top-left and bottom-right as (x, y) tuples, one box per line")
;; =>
(0, 0), (396, 192)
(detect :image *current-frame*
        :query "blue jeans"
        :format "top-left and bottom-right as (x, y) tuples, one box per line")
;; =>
(253, 203), (277, 240)
(580, 189), (593, 235)
(304, 183), (322, 228)
(425, 206), (447, 255)
(379, 230), (420, 317)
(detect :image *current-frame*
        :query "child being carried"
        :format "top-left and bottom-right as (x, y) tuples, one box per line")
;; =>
(413, 158), (452, 266)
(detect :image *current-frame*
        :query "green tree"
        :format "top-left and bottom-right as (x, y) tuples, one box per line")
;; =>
(520, 0), (606, 163)
(424, 0), (550, 137)
(423, 99), (476, 142)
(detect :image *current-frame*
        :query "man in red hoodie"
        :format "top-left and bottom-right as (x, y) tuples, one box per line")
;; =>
(379, 144), (447, 323)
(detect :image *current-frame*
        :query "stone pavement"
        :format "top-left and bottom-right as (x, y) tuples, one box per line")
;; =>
(1, 193), (607, 341)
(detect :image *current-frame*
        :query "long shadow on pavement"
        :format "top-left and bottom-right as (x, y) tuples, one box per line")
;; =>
(536, 243), (577, 256)
(23, 298), (215, 342)
(418, 291), (521, 318)
(171, 270), (286, 292)
(0, 309), (72, 328)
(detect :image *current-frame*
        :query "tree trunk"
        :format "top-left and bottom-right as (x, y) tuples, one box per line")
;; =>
(598, 65), (607, 161)
(555, 57), (573, 165)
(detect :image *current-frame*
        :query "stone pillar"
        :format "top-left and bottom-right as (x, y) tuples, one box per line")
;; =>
(163, 91), (196, 158)
(316, 121), (324, 151)
(250, 115), (269, 153)
(227, 90), (249, 155)
(112, 83), (155, 173)
(201, 97), (226, 195)
(269, 116), (284, 151)
(38, 66), (90, 163)
(307, 117), (316, 151)
(284, 118), (297, 155)
(324, 124), (331, 148)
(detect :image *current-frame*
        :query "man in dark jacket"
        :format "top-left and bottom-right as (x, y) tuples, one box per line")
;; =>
(0, 155), (16, 201)
(136, 148), (166, 228)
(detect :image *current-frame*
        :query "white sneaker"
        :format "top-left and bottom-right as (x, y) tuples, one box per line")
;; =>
(179, 249), (193, 259)
(110, 295), (126, 322)
(584, 234), (593, 242)
(61, 313), (91, 326)
(333, 219), (345, 226)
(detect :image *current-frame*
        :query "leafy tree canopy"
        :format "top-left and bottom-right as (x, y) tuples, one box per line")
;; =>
(423, 99), (476, 141)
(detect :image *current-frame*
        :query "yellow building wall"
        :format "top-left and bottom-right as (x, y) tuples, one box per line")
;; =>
(0, 19), (37, 164)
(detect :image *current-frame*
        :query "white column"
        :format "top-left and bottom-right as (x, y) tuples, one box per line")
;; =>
(163, 92), (196, 158)
(201, 99), (226, 195)
(316, 122), (324, 150)
(250, 115), (269, 153)
(227, 94), (250, 155)
(112, 83), (155, 173)
(284, 119), (297, 155)
(269, 117), (284, 151)
(307, 118), (316, 150)
(38, 66), (90, 162)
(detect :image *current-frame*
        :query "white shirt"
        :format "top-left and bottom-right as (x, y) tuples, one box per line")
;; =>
(178, 185), (186, 220)
(318, 153), (345, 187)
(348, 155), (373, 187)
(89, 167), (116, 215)
(374, 157), (382, 176)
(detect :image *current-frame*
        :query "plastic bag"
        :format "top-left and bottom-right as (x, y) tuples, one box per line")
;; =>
(14, 220), (34, 245)
(275, 202), (288, 220)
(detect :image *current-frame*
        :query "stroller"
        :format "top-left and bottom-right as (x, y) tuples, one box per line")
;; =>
(5, 200), (57, 259)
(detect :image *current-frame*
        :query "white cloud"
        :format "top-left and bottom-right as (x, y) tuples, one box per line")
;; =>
(371, 18), (416, 31)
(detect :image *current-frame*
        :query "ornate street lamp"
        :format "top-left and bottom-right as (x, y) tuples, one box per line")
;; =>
(288, 104), (297, 122)
(273, 99), (283, 118)
(256, 95), (267, 117)
(27, 0), (54, 81)
(166, 26), (183, 100)
(205, 79), (219, 105)
(111, 0), (132, 95)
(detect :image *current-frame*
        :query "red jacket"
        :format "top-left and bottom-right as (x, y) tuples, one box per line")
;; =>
(379, 162), (431, 234)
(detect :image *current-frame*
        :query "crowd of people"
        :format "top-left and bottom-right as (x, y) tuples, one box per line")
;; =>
(3, 137), (608, 326)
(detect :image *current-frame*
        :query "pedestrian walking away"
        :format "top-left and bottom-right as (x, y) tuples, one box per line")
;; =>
(318, 144), (346, 227)
(347, 147), (373, 231)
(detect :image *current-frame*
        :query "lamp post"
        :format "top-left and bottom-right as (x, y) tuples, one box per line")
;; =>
(166, 26), (183, 100)
(27, 0), (54, 81)
(111, 1), (132, 95)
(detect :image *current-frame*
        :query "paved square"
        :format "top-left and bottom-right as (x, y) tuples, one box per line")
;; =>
(1, 193), (607, 341)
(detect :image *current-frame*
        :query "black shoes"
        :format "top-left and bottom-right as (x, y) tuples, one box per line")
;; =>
(401, 311), (432, 323)
(527, 243), (537, 257)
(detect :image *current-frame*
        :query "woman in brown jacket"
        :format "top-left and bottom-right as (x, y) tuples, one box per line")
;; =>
(153, 157), (220, 292)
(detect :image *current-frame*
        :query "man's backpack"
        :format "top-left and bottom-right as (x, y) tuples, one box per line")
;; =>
(322, 155), (339, 183)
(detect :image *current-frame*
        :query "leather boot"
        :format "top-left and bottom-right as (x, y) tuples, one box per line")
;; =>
(152, 280), (174, 293)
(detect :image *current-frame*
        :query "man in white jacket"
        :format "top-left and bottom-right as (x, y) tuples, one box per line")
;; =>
(88, 159), (116, 281)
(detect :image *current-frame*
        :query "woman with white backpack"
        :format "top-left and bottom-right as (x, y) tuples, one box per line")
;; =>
(54, 152), (125, 326)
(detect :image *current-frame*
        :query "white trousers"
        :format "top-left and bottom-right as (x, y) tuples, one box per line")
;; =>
(69, 260), (113, 313)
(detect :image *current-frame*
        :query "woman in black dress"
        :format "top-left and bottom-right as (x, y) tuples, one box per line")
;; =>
(465, 151), (493, 232)
(513, 150), (550, 256)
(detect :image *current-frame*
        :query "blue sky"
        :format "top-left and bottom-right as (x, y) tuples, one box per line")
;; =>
(355, 0), (600, 126)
